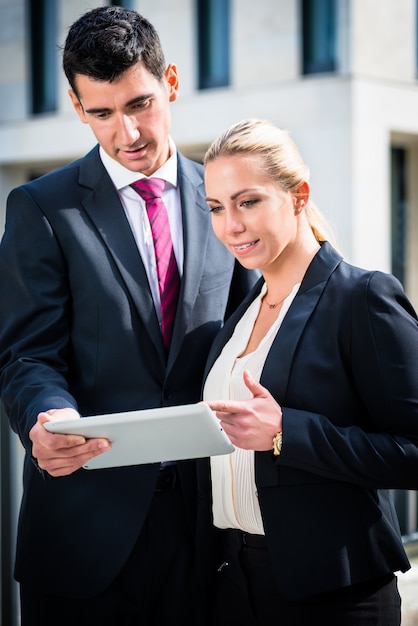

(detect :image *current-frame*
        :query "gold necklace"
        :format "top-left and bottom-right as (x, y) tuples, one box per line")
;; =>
(263, 293), (288, 310)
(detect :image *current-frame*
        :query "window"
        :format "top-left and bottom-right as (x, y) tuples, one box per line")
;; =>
(391, 147), (407, 285)
(109, 0), (135, 7)
(416, 0), (418, 78)
(29, 0), (58, 114)
(197, 0), (230, 90)
(392, 489), (418, 540)
(302, 0), (336, 75)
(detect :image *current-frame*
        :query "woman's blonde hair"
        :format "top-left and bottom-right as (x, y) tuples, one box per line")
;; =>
(204, 118), (337, 246)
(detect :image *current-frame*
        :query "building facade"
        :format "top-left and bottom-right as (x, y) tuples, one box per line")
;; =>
(1, 0), (418, 623)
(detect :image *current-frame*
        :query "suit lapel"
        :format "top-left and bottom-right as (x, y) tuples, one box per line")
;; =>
(78, 148), (165, 360)
(166, 155), (209, 367)
(77, 150), (218, 367)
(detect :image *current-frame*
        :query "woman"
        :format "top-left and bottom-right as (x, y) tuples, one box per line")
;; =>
(200, 118), (418, 625)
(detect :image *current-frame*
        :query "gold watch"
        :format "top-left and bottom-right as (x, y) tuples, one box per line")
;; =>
(272, 431), (283, 456)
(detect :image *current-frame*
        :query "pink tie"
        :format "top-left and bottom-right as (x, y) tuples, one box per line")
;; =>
(131, 178), (180, 351)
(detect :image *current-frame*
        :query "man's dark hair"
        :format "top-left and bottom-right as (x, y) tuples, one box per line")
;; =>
(63, 6), (166, 97)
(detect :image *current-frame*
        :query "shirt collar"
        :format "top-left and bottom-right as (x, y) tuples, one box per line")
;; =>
(99, 136), (178, 191)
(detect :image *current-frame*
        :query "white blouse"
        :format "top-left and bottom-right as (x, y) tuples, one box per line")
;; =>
(203, 282), (300, 535)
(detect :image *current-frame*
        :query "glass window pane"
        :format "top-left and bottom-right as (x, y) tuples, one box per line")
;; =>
(197, 0), (230, 89)
(30, 0), (58, 114)
(302, 0), (336, 74)
(391, 147), (407, 285)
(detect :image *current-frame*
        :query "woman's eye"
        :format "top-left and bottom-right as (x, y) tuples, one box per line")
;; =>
(241, 199), (258, 208)
(209, 205), (223, 214)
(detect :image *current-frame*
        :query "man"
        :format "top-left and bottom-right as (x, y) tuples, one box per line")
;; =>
(0, 7), (256, 625)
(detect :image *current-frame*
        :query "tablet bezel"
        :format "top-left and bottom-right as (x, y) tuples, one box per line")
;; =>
(43, 403), (234, 469)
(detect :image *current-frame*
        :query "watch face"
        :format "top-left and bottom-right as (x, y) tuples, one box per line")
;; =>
(273, 432), (282, 455)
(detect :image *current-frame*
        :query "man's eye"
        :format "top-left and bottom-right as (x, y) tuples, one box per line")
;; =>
(132, 99), (150, 110)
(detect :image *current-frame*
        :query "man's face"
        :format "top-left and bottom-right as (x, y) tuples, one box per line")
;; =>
(69, 62), (179, 175)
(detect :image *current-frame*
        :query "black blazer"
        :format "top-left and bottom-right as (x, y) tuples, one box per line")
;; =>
(0, 146), (257, 597)
(199, 242), (418, 600)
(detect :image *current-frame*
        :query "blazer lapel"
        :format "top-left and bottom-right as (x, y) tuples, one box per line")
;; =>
(204, 242), (342, 391)
(260, 242), (342, 402)
(256, 242), (342, 487)
(79, 148), (165, 360)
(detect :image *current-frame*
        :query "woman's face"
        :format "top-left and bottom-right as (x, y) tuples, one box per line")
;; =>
(205, 153), (300, 272)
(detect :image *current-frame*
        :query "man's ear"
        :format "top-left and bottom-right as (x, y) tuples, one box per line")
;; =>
(68, 89), (88, 124)
(165, 64), (180, 103)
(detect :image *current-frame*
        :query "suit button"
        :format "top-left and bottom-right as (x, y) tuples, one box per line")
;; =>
(163, 388), (172, 400)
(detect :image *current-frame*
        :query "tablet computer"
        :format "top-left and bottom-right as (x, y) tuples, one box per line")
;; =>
(43, 403), (234, 470)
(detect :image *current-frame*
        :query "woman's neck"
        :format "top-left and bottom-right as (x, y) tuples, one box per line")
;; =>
(262, 239), (320, 303)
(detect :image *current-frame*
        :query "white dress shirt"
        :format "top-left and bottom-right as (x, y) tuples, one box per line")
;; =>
(203, 282), (300, 535)
(99, 138), (183, 326)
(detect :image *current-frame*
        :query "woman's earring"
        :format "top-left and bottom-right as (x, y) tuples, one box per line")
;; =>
(294, 199), (305, 215)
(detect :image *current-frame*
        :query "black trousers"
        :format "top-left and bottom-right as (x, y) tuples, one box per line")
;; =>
(208, 529), (401, 626)
(20, 467), (201, 626)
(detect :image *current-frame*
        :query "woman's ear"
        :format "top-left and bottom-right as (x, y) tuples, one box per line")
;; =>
(294, 181), (310, 215)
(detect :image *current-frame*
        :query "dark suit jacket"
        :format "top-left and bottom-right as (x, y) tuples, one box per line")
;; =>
(198, 242), (418, 600)
(0, 146), (257, 597)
